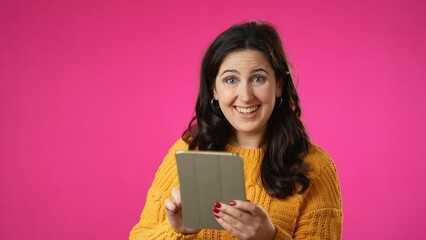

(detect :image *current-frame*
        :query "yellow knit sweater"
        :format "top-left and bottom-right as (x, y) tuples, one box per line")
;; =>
(129, 139), (342, 239)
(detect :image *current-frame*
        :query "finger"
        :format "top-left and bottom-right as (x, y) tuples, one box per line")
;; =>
(215, 202), (253, 227)
(215, 215), (247, 239)
(231, 200), (264, 217)
(165, 198), (177, 215)
(171, 187), (182, 206)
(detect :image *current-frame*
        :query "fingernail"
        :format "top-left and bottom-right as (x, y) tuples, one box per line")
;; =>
(214, 214), (220, 219)
(229, 200), (236, 206)
(246, 199), (251, 202)
(214, 202), (221, 208)
(213, 208), (220, 213)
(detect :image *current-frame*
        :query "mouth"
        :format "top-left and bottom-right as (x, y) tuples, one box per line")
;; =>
(235, 106), (259, 115)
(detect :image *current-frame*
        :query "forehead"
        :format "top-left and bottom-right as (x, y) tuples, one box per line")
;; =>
(218, 49), (272, 71)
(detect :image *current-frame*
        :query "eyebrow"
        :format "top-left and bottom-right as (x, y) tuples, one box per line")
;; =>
(219, 68), (270, 76)
(220, 69), (239, 76)
(252, 68), (270, 75)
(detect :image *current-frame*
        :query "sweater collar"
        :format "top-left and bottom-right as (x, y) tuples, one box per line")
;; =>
(225, 144), (265, 165)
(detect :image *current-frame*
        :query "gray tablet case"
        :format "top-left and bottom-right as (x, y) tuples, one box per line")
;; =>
(176, 150), (246, 230)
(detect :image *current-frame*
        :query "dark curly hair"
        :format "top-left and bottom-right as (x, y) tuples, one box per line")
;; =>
(182, 21), (310, 199)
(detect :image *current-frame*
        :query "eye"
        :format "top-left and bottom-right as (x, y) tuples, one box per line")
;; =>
(225, 77), (237, 84)
(253, 76), (265, 84)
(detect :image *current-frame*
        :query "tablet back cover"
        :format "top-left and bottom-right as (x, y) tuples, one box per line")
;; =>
(176, 151), (246, 230)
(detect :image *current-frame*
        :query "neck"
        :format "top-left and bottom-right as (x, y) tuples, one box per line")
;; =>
(231, 132), (265, 149)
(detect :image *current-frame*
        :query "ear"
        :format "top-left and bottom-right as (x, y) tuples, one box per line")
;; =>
(213, 87), (218, 99)
(276, 79), (283, 97)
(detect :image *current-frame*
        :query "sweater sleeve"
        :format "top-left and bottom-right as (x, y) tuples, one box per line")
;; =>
(274, 226), (293, 240)
(293, 147), (343, 239)
(129, 139), (198, 240)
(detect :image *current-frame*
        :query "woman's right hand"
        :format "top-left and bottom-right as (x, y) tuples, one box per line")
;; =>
(164, 187), (201, 235)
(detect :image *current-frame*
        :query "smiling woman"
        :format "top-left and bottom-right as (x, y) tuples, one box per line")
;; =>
(213, 49), (282, 148)
(130, 21), (343, 239)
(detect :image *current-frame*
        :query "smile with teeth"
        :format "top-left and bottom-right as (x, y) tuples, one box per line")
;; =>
(235, 106), (259, 114)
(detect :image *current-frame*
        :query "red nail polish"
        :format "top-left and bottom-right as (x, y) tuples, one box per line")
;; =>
(229, 200), (236, 206)
(214, 214), (220, 219)
(214, 202), (221, 208)
(213, 208), (220, 213)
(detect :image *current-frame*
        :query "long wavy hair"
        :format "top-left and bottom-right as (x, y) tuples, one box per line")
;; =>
(182, 21), (310, 199)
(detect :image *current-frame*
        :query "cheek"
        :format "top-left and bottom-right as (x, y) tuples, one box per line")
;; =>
(257, 89), (276, 103)
(215, 87), (234, 104)
(223, 93), (239, 106)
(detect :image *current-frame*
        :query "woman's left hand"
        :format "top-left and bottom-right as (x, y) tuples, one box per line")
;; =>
(213, 200), (276, 240)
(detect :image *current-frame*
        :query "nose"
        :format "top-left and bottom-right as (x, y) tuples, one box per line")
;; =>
(238, 82), (254, 102)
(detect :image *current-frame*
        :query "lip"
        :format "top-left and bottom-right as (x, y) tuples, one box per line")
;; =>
(234, 105), (260, 119)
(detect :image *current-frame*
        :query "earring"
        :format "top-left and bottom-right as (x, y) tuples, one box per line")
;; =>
(275, 97), (283, 107)
(210, 99), (220, 108)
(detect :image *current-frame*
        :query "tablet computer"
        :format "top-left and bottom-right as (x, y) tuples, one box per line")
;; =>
(176, 150), (246, 230)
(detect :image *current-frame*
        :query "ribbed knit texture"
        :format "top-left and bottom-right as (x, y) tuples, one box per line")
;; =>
(129, 139), (343, 239)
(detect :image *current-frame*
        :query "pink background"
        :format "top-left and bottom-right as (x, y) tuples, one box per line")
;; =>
(1, 0), (425, 239)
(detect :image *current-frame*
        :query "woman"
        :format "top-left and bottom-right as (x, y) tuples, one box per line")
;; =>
(130, 21), (343, 239)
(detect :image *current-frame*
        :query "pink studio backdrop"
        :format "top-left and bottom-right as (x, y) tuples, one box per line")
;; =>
(1, 0), (425, 239)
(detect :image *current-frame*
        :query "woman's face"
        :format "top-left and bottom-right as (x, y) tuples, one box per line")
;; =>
(214, 49), (282, 144)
